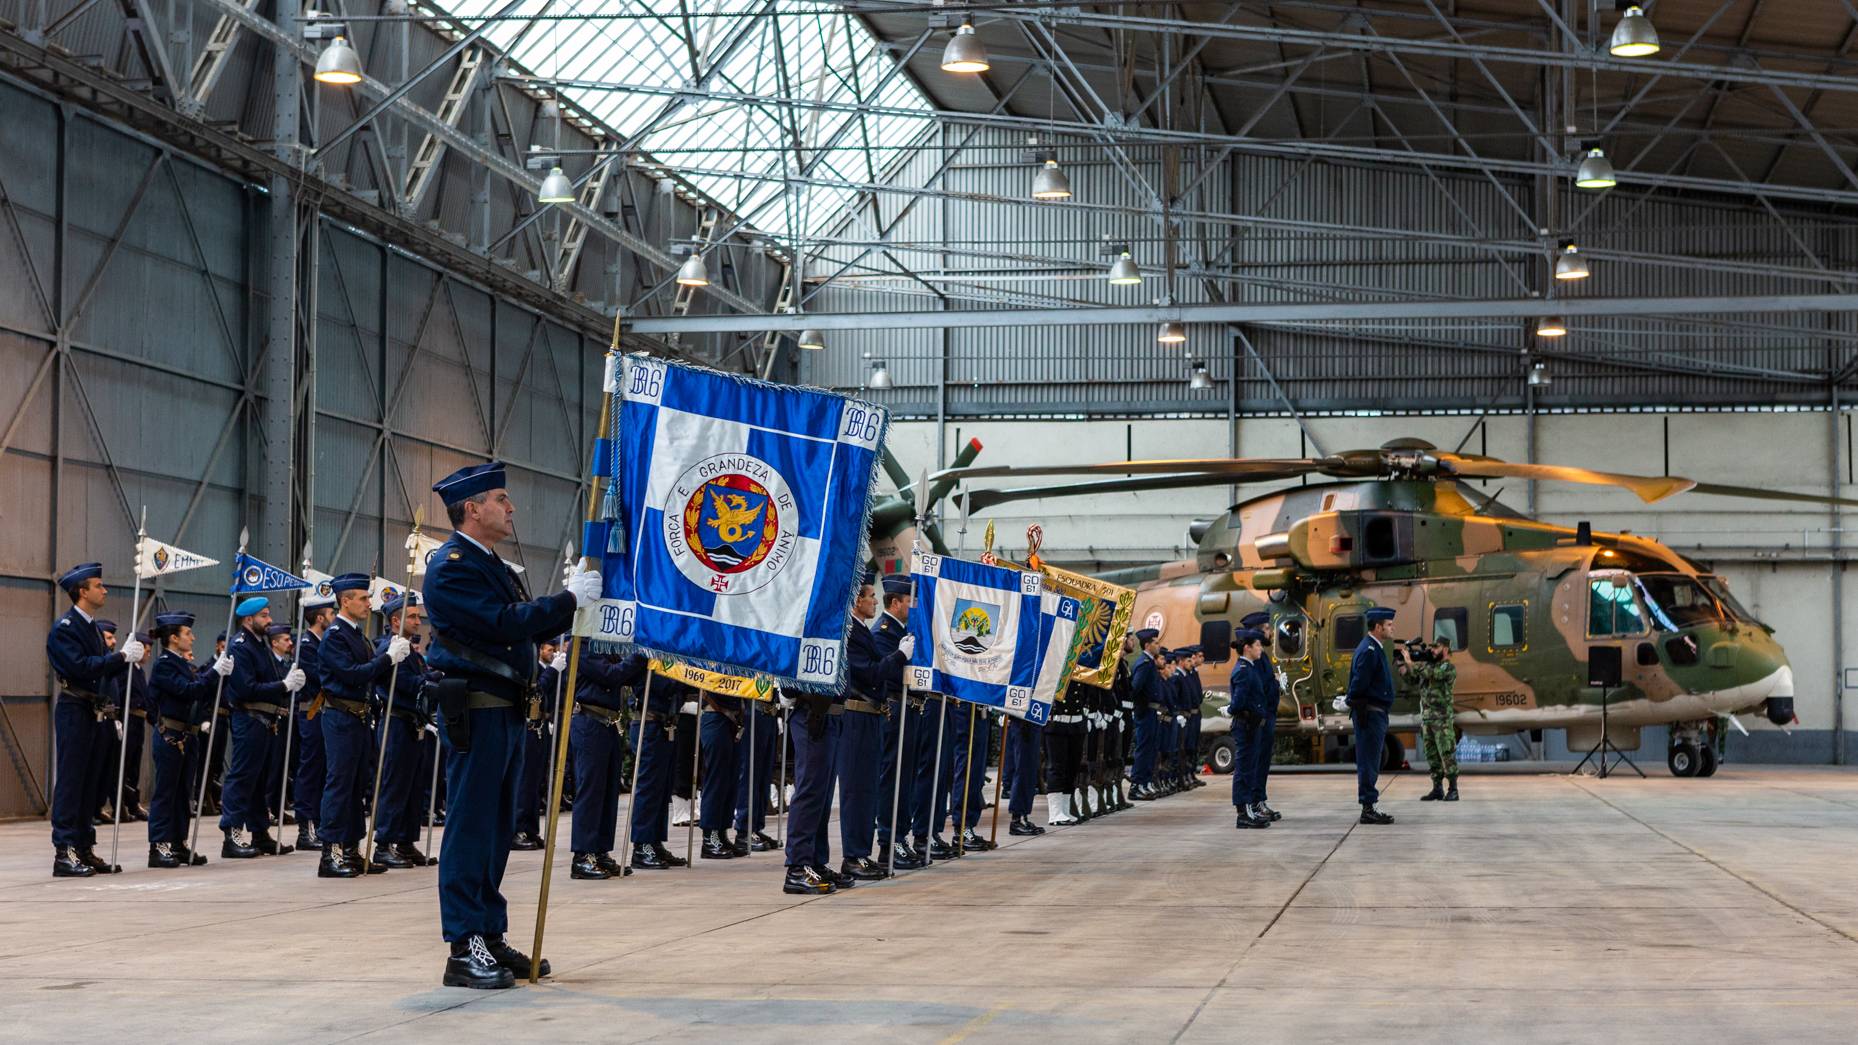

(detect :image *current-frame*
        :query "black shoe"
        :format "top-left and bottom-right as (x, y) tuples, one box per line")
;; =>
(1360, 805), (1396, 825)
(318, 843), (362, 878)
(700, 831), (737, 860)
(1257, 802), (1283, 822)
(594, 852), (632, 877)
(484, 934), (549, 978)
(443, 935), (516, 990)
(342, 844), (389, 874)
(1445, 782), (1459, 802)
(1236, 808), (1266, 829)
(841, 857), (889, 880)
(77, 847), (122, 874)
(53, 846), (96, 878)
(397, 843), (436, 867)
(783, 864), (835, 895)
(373, 844), (415, 869)
(1009, 817), (1040, 836)
(748, 831), (778, 853)
(295, 822), (322, 850)
(650, 843), (688, 868)
(174, 843), (207, 866)
(148, 842), (183, 868)
(631, 844), (674, 871)
(431, 811), (446, 827)
(1420, 780), (1445, 801)
(222, 830), (259, 859)
(127, 804), (150, 823)
(818, 863), (856, 889)
(926, 835), (955, 860)
(961, 829), (996, 851)
(510, 831), (543, 851)
(885, 841), (923, 870)
(252, 830), (293, 856)
(570, 852), (611, 880)
(729, 832), (750, 857)
(1129, 784), (1156, 802)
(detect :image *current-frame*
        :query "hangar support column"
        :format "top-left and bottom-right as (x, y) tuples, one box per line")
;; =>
(261, 0), (301, 566)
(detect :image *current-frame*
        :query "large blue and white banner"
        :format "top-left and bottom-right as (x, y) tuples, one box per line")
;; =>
(906, 550), (1045, 717)
(1027, 591), (1085, 720)
(579, 353), (886, 693)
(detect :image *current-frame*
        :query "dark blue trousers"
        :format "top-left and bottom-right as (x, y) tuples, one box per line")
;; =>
(1159, 714), (1179, 780)
(437, 705), (523, 943)
(51, 698), (100, 849)
(218, 709), (271, 833)
(147, 728), (194, 843)
(318, 709), (371, 845)
(515, 723), (551, 838)
(293, 706), (325, 823)
(834, 709), (883, 860)
(570, 712), (623, 853)
(911, 698), (956, 839)
(1130, 707), (1158, 785)
(785, 710), (832, 868)
(375, 717), (425, 845)
(1186, 713), (1203, 773)
(699, 710), (738, 831)
(1352, 704), (1389, 806)
(1005, 719), (1042, 817)
(876, 696), (921, 846)
(627, 718), (673, 845)
(1255, 717), (1276, 803)
(733, 706), (777, 835)
(1232, 718), (1267, 807)
(260, 715), (289, 822)
(947, 706), (989, 831)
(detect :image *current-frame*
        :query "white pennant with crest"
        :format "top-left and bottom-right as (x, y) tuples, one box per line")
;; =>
(135, 536), (220, 579)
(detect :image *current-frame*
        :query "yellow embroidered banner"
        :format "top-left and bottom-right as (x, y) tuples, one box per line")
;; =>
(648, 658), (778, 701)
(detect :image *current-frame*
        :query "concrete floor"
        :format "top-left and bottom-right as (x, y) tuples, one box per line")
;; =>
(3, 766), (1858, 1043)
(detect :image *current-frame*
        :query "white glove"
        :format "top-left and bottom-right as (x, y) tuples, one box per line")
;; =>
(1176, 715), (1187, 727)
(119, 638), (145, 664)
(211, 654), (234, 677)
(425, 723), (439, 736)
(199, 720), (212, 734)
(1331, 694), (1349, 712)
(386, 636), (412, 664)
(115, 720), (124, 739)
(282, 666), (307, 693)
(898, 635), (917, 659)
(566, 566), (603, 607)
(551, 650), (568, 672)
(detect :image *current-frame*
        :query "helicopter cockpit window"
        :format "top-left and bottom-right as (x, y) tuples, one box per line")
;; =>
(1275, 617), (1306, 658)
(1701, 576), (1760, 626)
(1432, 607), (1468, 650)
(1635, 574), (1727, 631)
(1587, 576), (1646, 637)
(1489, 602), (1527, 650)
(1334, 614), (1364, 650)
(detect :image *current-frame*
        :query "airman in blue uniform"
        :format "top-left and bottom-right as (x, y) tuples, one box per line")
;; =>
(46, 563), (138, 876)
(424, 462), (591, 988)
(872, 576), (923, 869)
(1239, 611), (1283, 822)
(147, 611), (224, 867)
(1156, 650), (1182, 794)
(220, 595), (305, 858)
(512, 636), (564, 851)
(571, 643), (645, 879)
(1126, 628), (1161, 800)
(1003, 709), (1044, 836)
(263, 622), (296, 824)
(1227, 628), (1278, 829)
(1349, 606), (1399, 825)
(1181, 646), (1208, 789)
(697, 689), (746, 861)
(733, 697), (779, 854)
(374, 594), (438, 868)
(314, 572), (399, 878)
(836, 572), (908, 881)
(629, 674), (691, 871)
(949, 708), (996, 851)
(292, 586), (334, 851)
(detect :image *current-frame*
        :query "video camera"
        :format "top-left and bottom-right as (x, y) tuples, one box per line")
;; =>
(1398, 638), (1443, 664)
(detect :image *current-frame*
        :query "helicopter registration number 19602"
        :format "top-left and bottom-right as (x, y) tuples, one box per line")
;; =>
(1482, 691), (1534, 709)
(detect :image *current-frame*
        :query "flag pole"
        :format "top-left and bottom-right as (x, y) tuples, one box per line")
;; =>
(990, 715), (1009, 843)
(925, 692), (947, 865)
(534, 542), (573, 854)
(107, 506), (148, 870)
(189, 527), (249, 857)
(955, 702), (975, 856)
(686, 699), (701, 868)
(531, 335), (621, 982)
(274, 542), (312, 853)
(614, 672), (649, 876)
(363, 509), (423, 868)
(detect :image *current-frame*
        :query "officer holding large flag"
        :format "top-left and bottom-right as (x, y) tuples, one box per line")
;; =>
(423, 461), (596, 990)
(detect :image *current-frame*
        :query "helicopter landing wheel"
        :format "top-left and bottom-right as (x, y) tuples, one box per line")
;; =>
(1668, 741), (1700, 778)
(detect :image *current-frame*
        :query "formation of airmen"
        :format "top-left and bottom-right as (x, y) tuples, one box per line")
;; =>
(43, 459), (1453, 988)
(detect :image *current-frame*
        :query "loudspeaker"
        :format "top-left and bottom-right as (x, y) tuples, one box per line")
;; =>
(1587, 645), (1622, 688)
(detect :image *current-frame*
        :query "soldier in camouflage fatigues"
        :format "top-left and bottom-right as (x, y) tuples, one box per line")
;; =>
(1413, 643), (1459, 802)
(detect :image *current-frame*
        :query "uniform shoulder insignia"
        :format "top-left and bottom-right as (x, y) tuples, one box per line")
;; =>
(58, 618), (69, 626)
(447, 551), (460, 560)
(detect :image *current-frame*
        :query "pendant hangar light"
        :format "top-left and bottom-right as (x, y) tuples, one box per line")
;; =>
(1553, 241), (1590, 281)
(675, 252), (710, 287)
(1575, 148), (1617, 189)
(1536, 315), (1569, 338)
(1609, 5), (1660, 58)
(1032, 157), (1072, 200)
(940, 20), (989, 73)
(314, 35), (363, 85)
(1157, 321), (1187, 344)
(797, 329), (826, 351)
(537, 166), (575, 204)
(1189, 361), (1213, 389)
(1107, 252), (1142, 285)
(867, 360), (893, 389)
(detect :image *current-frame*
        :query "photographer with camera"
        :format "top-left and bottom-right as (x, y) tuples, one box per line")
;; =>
(1402, 639), (1460, 801)
(1227, 627), (1277, 830)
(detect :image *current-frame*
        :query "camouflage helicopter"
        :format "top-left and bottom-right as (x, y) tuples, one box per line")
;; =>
(936, 438), (1858, 778)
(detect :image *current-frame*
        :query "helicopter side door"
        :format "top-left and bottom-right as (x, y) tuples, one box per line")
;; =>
(1316, 593), (1372, 724)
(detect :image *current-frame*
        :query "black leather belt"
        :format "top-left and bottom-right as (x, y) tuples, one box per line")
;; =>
(576, 703), (623, 725)
(159, 716), (195, 733)
(242, 702), (286, 717)
(845, 698), (883, 715)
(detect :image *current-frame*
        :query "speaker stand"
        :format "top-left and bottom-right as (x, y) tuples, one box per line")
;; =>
(1569, 685), (1644, 779)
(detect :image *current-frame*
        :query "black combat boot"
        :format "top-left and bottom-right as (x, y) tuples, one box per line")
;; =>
(729, 831), (750, 857)
(1421, 778), (1445, 801)
(887, 840), (923, 870)
(77, 847), (122, 874)
(295, 821), (322, 850)
(174, 842), (208, 866)
(222, 829), (259, 859)
(650, 842), (688, 868)
(783, 864), (835, 895)
(1359, 804), (1396, 825)
(1257, 801), (1283, 822)
(961, 829), (996, 851)
(396, 842), (436, 867)
(318, 842), (362, 878)
(926, 834), (955, 860)
(1235, 806), (1265, 830)
(595, 852), (632, 877)
(570, 852), (610, 880)
(341, 843), (388, 874)
(251, 829), (293, 856)
(373, 842), (415, 869)
(52, 846), (96, 878)
(484, 934), (549, 978)
(1445, 780), (1460, 802)
(700, 831), (736, 860)
(148, 842), (183, 868)
(841, 857), (889, 880)
(748, 831), (779, 852)
(1009, 815), (1040, 836)
(631, 844), (674, 871)
(443, 934), (516, 989)
(509, 831), (543, 851)
(818, 863), (856, 889)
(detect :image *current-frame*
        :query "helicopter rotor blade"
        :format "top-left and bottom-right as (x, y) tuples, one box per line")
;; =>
(1682, 482), (1858, 509)
(934, 458), (1327, 484)
(960, 472), (1259, 513)
(1434, 456), (1696, 503)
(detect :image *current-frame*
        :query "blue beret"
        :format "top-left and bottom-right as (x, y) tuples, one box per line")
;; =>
(154, 612), (194, 630)
(330, 572), (370, 594)
(434, 461), (506, 506)
(1233, 628), (1266, 647)
(881, 576), (913, 597)
(1134, 628), (1159, 644)
(59, 562), (102, 594)
(235, 596), (269, 618)
(1240, 611), (1270, 629)
(265, 623), (292, 637)
(96, 619), (118, 633)
(1365, 607), (1396, 623)
(380, 591), (421, 618)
